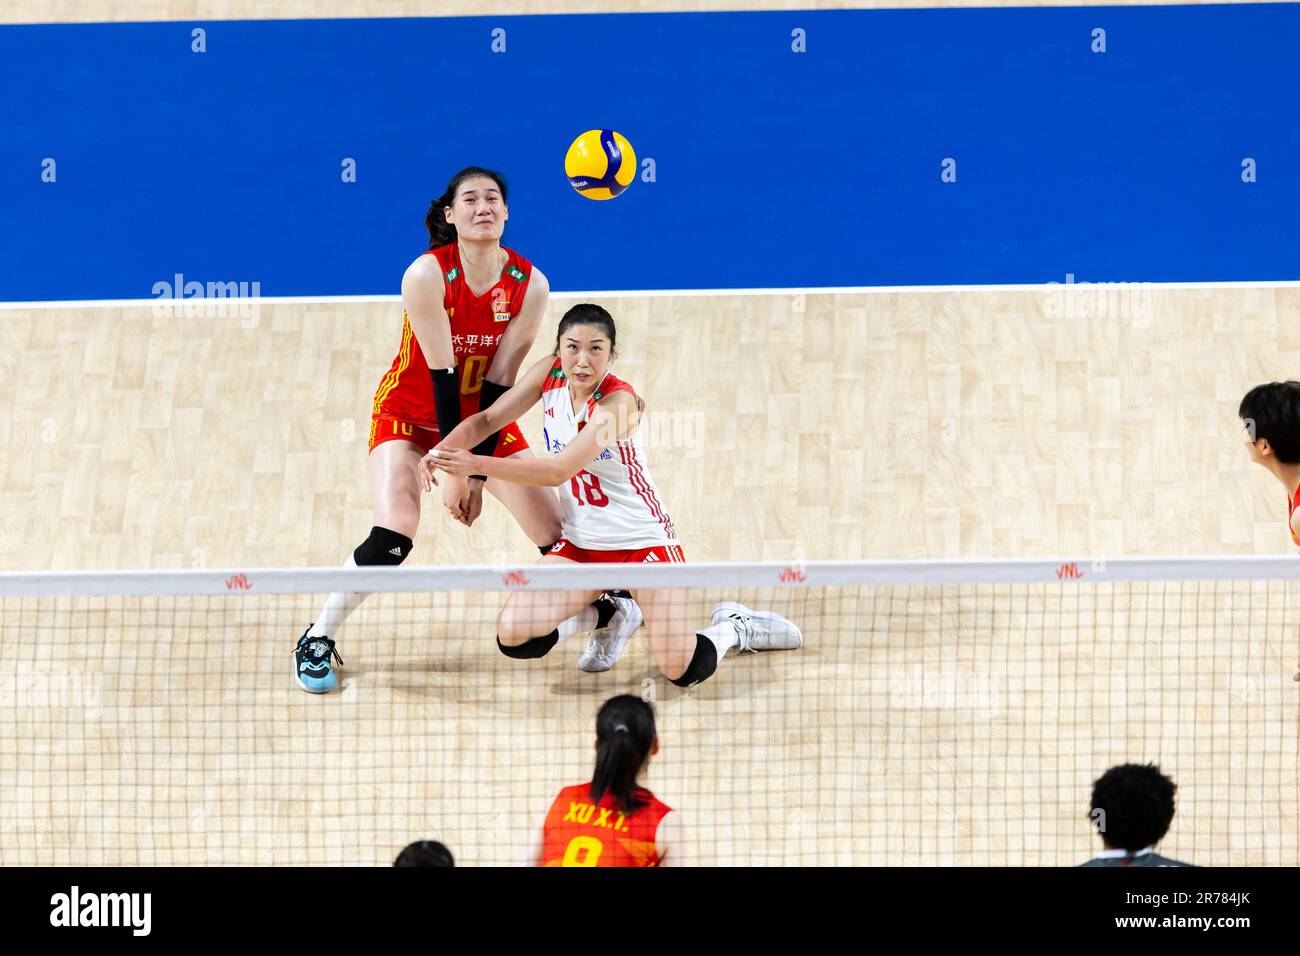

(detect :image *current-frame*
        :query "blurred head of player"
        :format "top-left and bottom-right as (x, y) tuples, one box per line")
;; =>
(554, 304), (617, 392)
(1239, 381), (1300, 469)
(590, 694), (658, 815)
(1089, 763), (1177, 853)
(425, 166), (509, 248)
(393, 840), (455, 867)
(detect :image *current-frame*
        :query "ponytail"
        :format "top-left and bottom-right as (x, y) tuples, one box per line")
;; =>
(589, 694), (656, 814)
(424, 200), (455, 249)
(425, 166), (509, 249)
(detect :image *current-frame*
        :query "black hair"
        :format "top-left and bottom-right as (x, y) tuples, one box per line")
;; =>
(1089, 764), (1177, 853)
(1239, 381), (1300, 464)
(554, 303), (617, 358)
(589, 694), (656, 815)
(393, 840), (455, 867)
(424, 166), (508, 249)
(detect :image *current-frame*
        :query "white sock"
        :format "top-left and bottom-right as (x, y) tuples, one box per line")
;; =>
(307, 554), (366, 639)
(697, 620), (741, 661)
(556, 605), (599, 642)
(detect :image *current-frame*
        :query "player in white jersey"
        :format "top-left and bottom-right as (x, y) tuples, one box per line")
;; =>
(419, 304), (802, 685)
(537, 344), (681, 557)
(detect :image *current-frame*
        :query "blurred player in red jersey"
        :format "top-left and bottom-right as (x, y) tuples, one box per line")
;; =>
(1238, 380), (1300, 682)
(528, 695), (681, 866)
(294, 168), (623, 692)
(422, 304), (802, 685)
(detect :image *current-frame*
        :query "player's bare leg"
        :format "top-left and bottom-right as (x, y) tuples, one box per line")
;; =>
(367, 439), (427, 539)
(295, 440), (424, 693)
(489, 448), (643, 670)
(484, 449), (564, 549)
(634, 589), (803, 687)
(495, 555), (603, 660)
(632, 588), (698, 681)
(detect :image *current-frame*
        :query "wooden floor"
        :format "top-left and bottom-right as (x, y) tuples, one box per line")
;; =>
(1, 286), (1298, 865)
(3, 287), (1299, 571)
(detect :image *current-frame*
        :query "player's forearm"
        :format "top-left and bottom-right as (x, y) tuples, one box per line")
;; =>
(436, 411), (493, 452)
(468, 454), (567, 487)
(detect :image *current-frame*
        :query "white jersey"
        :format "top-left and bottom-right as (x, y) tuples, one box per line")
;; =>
(539, 358), (678, 550)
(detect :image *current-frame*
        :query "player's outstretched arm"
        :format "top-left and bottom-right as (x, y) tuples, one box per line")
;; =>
(416, 355), (551, 492)
(403, 253), (468, 451)
(462, 269), (551, 467)
(401, 255), (455, 369)
(429, 391), (641, 488)
(485, 268), (549, 388)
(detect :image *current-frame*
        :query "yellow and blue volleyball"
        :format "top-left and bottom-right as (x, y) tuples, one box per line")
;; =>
(565, 129), (637, 200)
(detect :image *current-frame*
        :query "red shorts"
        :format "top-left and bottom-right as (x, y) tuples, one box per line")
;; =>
(548, 539), (686, 564)
(368, 414), (528, 456)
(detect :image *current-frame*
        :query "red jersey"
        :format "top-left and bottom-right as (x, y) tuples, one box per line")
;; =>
(372, 244), (535, 427)
(1289, 484), (1300, 547)
(540, 782), (672, 867)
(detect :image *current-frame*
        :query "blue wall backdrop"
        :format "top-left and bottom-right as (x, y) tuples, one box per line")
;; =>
(1, 5), (1297, 300)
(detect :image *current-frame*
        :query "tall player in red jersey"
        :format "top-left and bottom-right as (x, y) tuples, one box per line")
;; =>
(294, 168), (623, 692)
(528, 695), (681, 867)
(423, 305), (802, 686)
(1238, 381), (1300, 682)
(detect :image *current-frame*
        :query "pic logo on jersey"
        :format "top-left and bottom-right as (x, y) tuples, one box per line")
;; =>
(565, 129), (637, 200)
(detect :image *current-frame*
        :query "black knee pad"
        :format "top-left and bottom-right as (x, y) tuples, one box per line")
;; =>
(668, 634), (719, 687)
(497, 631), (559, 659)
(353, 526), (414, 566)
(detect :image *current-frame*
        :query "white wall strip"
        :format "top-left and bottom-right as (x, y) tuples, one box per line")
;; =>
(2, 279), (1298, 312)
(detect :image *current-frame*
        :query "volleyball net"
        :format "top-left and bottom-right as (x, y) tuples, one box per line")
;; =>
(0, 557), (1296, 867)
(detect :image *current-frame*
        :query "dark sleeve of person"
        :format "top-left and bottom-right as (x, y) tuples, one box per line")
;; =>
(430, 366), (462, 437)
(470, 379), (512, 459)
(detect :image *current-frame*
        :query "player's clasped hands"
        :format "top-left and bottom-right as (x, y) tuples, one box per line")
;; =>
(420, 447), (477, 483)
(418, 448), (484, 527)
